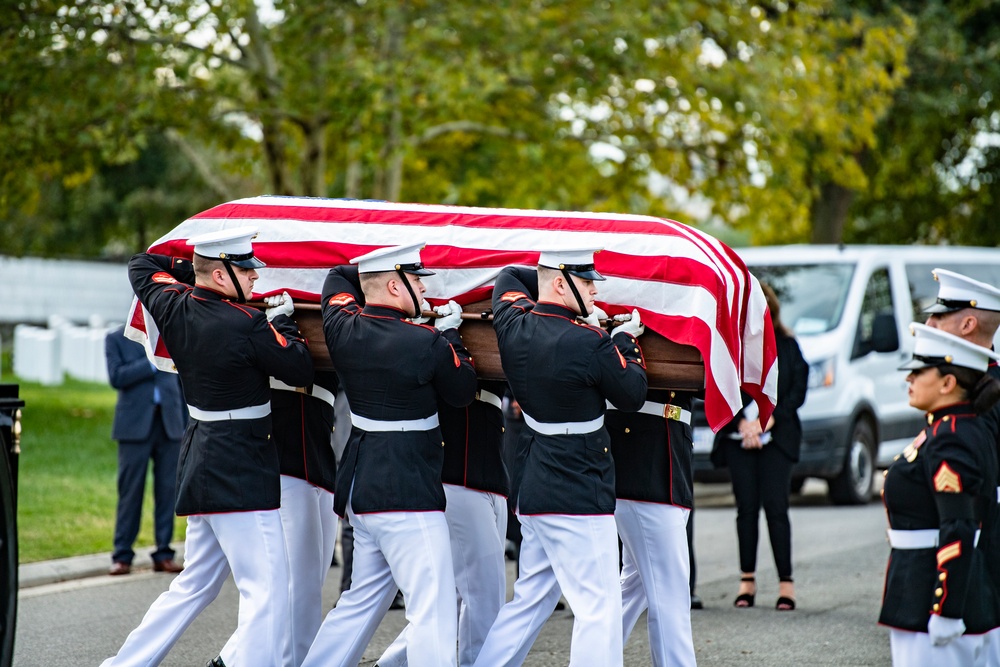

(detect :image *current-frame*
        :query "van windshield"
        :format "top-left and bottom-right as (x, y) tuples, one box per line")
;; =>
(750, 263), (855, 335)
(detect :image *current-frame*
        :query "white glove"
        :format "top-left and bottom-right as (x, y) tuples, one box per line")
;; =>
(927, 615), (965, 647)
(434, 300), (463, 331)
(264, 291), (294, 321)
(580, 305), (608, 327)
(410, 299), (433, 324)
(612, 309), (645, 339)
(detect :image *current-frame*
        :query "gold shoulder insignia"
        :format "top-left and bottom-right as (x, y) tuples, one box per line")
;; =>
(500, 290), (528, 303)
(327, 292), (356, 307)
(933, 462), (962, 493)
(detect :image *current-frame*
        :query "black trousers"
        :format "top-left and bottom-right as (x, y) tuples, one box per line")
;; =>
(724, 441), (794, 579)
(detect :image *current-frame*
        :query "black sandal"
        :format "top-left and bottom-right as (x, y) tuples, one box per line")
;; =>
(776, 576), (795, 611)
(734, 575), (755, 608)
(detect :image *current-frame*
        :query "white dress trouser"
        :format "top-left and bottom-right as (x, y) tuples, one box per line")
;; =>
(890, 628), (988, 667)
(616, 500), (696, 667)
(300, 503), (458, 667)
(220, 476), (337, 667)
(378, 484), (508, 667)
(101, 510), (290, 667)
(472, 512), (623, 667)
(986, 627), (1000, 666)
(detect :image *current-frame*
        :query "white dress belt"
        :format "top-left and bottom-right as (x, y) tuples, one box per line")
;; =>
(887, 528), (981, 549)
(188, 401), (271, 422)
(605, 400), (692, 425)
(269, 378), (337, 409)
(522, 412), (604, 435)
(476, 389), (503, 410)
(350, 412), (440, 432)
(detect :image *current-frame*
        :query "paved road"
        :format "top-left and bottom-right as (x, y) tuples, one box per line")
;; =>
(16, 481), (893, 666)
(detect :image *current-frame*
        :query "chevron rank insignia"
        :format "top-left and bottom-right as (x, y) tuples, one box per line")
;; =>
(933, 462), (962, 493)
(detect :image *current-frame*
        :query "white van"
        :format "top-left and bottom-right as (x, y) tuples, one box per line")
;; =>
(692, 244), (1000, 504)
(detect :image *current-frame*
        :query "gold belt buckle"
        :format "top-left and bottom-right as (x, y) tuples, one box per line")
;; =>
(664, 404), (681, 421)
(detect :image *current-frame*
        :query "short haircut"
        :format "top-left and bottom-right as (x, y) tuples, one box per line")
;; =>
(360, 270), (394, 299)
(975, 309), (1000, 342)
(193, 254), (222, 278)
(537, 266), (560, 283)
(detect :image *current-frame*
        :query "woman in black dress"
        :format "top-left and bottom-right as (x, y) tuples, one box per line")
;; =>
(880, 323), (1000, 665)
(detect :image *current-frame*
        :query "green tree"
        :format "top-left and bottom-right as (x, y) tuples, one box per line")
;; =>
(2, 0), (917, 256)
(848, 0), (1000, 247)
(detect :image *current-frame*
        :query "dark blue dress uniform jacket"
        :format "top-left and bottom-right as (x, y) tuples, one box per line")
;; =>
(879, 403), (1000, 634)
(321, 266), (478, 517)
(273, 370), (339, 494)
(492, 266), (647, 516)
(976, 362), (1000, 621)
(439, 378), (509, 497)
(607, 389), (695, 509)
(128, 253), (314, 515)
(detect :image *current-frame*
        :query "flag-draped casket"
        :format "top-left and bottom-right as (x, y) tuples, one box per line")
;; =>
(128, 196), (777, 431)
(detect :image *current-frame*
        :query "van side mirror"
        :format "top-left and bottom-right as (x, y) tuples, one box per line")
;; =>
(871, 312), (899, 353)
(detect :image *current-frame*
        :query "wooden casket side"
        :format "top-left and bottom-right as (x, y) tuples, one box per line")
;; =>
(293, 301), (704, 391)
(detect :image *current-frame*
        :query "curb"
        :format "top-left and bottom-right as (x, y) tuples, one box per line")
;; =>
(18, 542), (187, 589)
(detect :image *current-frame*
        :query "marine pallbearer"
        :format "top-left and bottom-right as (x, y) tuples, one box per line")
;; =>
(301, 243), (477, 667)
(102, 227), (314, 667)
(472, 249), (647, 667)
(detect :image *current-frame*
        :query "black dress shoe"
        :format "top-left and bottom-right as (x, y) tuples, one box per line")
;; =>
(690, 594), (703, 610)
(389, 591), (405, 610)
(206, 656), (226, 667)
(153, 558), (184, 573)
(108, 561), (131, 576)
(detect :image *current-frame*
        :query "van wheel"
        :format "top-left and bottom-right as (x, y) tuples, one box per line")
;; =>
(828, 419), (876, 505)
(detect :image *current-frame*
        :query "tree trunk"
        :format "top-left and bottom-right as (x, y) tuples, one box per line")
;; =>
(243, 5), (292, 195)
(810, 182), (855, 244)
(300, 120), (326, 197)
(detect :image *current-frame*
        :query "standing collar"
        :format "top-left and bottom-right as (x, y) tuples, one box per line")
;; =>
(532, 301), (578, 319)
(926, 401), (974, 425)
(362, 303), (409, 319)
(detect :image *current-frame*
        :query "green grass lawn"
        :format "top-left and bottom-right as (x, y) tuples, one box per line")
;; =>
(9, 375), (186, 563)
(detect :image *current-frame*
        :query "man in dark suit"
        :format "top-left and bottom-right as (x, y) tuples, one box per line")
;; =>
(105, 324), (187, 575)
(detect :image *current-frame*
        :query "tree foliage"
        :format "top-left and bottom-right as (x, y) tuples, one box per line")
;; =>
(8, 0), (992, 259)
(847, 0), (1000, 246)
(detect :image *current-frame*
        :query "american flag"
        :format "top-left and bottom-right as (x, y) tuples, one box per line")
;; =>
(127, 195), (777, 431)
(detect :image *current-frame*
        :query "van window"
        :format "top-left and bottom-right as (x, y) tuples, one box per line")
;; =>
(751, 264), (854, 335)
(906, 263), (1000, 322)
(853, 267), (894, 359)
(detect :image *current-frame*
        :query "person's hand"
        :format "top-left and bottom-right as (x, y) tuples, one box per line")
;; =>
(434, 300), (463, 331)
(927, 615), (965, 647)
(580, 305), (608, 328)
(739, 418), (764, 449)
(410, 299), (433, 324)
(264, 291), (294, 321)
(612, 309), (645, 339)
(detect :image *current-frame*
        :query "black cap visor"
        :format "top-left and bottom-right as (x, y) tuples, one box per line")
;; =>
(924, 298), (972, 314)
(230, 256), (266, 269)
(397, 262), (435, 276)
(197, 250), (266, 269)
(898, 354), (947, 371)
(560, 264), (605, 281)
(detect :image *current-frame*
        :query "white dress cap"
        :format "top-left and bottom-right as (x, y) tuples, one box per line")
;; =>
(537, 248), (605, 280)
(186, 226), (265, 269)
(925, 268), (1000, 313)
(349, 242), (435, 275)
(899, 322), (1000, 372)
